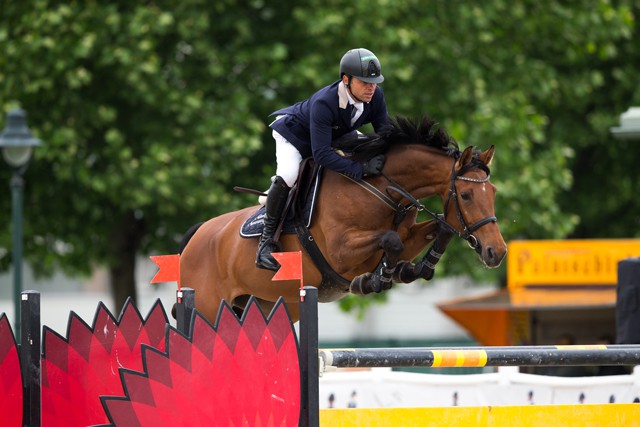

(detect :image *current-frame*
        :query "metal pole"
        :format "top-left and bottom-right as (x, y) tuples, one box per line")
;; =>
(298, 286), (319, 427)
(319, 345), (640, 370)
(21, 290), (40, 427)
(11, 171), (24, 340)
(176, 287), (195, 335)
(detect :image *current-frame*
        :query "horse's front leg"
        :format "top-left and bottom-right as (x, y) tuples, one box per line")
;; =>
(394, 229), (454, 283)
(350, 231), (404, 295)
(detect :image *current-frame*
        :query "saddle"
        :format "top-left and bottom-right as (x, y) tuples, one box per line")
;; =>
(238, 156), (353, 288)
(239, 158), (323, 238)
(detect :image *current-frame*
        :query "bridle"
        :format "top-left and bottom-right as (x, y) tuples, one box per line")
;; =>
(436, 159), (497, 252)
(343, 155), (497, 252)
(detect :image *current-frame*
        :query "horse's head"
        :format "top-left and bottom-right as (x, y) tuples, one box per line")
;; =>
(354, 116), (507, 268)
(441, 145), (507, 268)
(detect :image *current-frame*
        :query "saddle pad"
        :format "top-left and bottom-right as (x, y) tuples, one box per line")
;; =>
(239, 172), (321, 238)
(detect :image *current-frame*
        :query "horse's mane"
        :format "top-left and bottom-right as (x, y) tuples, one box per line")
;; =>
(333, 115), (460, 162)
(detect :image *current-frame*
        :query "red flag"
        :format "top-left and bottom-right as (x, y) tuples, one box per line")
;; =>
(150, 254), (181, 286)
(271, 251), (303, 281)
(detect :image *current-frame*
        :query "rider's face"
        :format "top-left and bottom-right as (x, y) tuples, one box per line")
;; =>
(344, 76), (377, 103)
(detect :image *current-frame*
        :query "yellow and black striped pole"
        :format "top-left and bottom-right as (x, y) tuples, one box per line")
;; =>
(319, 345), (640, 371)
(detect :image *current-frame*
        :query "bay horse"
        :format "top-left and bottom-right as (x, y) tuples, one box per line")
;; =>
(179, 116), (507, 324)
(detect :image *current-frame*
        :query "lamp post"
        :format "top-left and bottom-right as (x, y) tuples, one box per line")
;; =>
(610, 107), (640, 140)
(0, 108), (41, 339)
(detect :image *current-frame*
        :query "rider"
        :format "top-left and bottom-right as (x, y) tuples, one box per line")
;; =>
(256, 48), (391, 271)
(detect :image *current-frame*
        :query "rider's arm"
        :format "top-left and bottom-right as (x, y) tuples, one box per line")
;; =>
(309, 100), (364, 179)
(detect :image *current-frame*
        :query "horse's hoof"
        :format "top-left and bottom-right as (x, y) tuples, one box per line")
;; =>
(349, 274), (386, 295)
(370, 276), (383, 293)
(394, 263), (415, 283)
(349, 275), (368, 294)
(421, 268), (435, 281)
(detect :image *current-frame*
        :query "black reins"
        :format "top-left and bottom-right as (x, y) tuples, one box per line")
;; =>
(380, 157), (497, 252)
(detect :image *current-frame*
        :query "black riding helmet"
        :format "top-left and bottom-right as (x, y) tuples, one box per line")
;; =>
(339, 48), (384, 84)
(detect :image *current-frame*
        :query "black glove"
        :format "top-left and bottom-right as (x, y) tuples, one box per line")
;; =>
(362, 154), (385, 177)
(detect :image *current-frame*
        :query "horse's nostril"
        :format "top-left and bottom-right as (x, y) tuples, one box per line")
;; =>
(486, 246), (495, 262)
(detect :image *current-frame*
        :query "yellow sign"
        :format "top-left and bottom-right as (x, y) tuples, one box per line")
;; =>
(507, 239), (640, 288)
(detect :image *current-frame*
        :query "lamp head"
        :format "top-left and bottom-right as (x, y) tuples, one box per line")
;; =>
(610, 107), (640, 140)
(0, 108), (42, 168)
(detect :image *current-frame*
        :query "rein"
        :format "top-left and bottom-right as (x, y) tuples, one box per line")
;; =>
(340, 174), (414, 228)
(347, 157), (497, 251)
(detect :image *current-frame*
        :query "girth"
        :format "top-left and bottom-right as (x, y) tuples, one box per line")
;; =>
(290, 160), (352, 289)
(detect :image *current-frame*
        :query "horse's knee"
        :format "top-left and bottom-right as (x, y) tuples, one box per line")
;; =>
(379, 231), (403, 260)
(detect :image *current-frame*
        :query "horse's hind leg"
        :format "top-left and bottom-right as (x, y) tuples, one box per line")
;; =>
(350, 231), (403, 295)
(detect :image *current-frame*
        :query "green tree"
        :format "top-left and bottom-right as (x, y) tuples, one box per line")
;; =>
(0, 1), (270, 308)
(1, 0), (638, 315)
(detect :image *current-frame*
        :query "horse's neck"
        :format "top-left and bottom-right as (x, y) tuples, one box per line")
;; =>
(316, 171), (396, 227)
(314, 146), (453, 229)
(384, 145), (453, 199)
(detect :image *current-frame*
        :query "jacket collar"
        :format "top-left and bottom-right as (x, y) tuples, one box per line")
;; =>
(338, 81), (350, 110)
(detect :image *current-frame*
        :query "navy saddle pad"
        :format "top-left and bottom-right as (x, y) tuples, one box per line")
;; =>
(239, 173), (321, 238)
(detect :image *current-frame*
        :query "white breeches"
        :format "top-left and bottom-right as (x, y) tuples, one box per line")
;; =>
(273, 129), (303, 187)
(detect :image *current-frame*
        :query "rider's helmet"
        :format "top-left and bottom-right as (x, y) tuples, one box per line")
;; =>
(339, 48), (384, 84)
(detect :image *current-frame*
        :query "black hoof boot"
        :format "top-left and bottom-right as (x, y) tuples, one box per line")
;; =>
(349, 273), (384, 294)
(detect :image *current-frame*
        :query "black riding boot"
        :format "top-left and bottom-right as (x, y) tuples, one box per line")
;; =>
(256, 176), (291, 271)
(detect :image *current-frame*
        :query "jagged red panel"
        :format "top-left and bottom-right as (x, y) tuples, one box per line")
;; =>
(102, 298), (301, 427)
(0, 314), (22, 427)
(41, 299), (168, 427)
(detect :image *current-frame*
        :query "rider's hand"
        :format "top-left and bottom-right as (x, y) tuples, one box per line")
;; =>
(362, 154), (385, 177)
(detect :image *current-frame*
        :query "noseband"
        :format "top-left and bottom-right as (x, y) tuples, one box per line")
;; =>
(438, 160), (497, 252)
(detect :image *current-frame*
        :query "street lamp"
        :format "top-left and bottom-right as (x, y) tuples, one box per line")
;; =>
(0, 108), (42, 339)
(610, 107), (640, 140)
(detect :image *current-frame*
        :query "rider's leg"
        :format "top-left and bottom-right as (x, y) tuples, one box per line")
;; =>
(256, 176), (291, 270)
(255, 129), (301, 270)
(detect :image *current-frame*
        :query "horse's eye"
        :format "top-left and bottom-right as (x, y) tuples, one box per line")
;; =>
(460, 192), (472, 201)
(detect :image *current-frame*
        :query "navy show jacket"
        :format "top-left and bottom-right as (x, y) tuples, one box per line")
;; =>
(269, 80), (389, 179)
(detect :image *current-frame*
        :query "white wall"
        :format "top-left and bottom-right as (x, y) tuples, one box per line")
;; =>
(319, 366), (640, 409)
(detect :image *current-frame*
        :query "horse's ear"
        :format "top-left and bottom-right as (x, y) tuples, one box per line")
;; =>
(480, 145), (495, 166)
(456, 146), (474, 171)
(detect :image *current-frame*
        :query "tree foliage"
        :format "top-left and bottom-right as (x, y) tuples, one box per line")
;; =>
(0, 1), (638, 312)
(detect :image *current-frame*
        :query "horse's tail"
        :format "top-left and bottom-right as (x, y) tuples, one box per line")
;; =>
(172, 221), (205, 320)
(179, 221), (205, 254)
